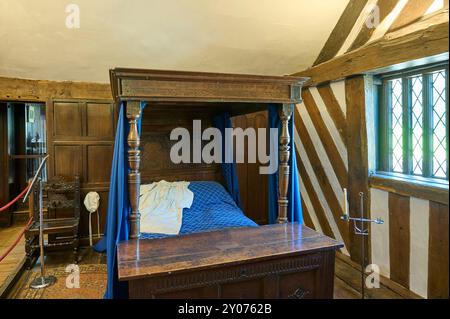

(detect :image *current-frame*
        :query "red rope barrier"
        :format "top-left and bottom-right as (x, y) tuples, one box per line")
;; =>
(0, 183), (30, 213)
(0, 217), (33, 263)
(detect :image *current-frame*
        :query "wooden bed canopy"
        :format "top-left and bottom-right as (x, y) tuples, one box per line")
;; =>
(109, 68), (308, 239)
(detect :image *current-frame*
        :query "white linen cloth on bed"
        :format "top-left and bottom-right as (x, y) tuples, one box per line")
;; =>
(139, 180), (194, 235)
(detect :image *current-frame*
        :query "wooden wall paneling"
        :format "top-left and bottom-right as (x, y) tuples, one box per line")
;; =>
(82, 144), (88, 187)
(348, 0), (399, 52)
(87, 145), (114, 184)
(313, 0), (370, 65)
(317, 84), (348, 145)
(47, 98), (115, 245)
(232, 115), (249, 216)
(302, 89), (348, 188)
(232, 111), (269, 225)
(388, 192), (411, 288)
(86, 102), (115, 138)
(81, 101), (88, 137)
(51, 99), (115, 141)
(345, 76), (371, 265)
(139, 107), (221, 185)
(53, 101), (83, 137)
(53, 145), (83, 179)
(246, 111), (269, 225)
(388, 0), (435, 32)
(428, 201), (449, 298)
(295, 108), (350, 249)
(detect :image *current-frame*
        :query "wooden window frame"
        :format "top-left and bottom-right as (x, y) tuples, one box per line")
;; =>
(376, 62), (449, 182)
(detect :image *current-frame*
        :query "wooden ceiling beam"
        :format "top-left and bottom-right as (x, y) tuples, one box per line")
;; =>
(293, 9), (449, 86)
(348, 0), (399, 52)
(388, 0), (435, 32)
(313, 0), (369, 66)
(0, 76), (111, 101)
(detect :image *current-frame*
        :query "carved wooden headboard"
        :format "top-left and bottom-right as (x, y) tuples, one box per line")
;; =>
(139, 105), (222, 184)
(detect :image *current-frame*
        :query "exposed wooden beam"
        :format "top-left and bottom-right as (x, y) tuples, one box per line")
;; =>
(317, 84), (348, 146)
(369, 174), (449, 205)
(0, 76), (112, 101)
(313, 0), (369, 66)
(302, 89), (348, 189)
(428, 201), (449, 299)
(295, 108), (351, 249)
(348, 0), (399, 52)
(388, 0), (435, 32)
(389, 192), (411, 289)
(294, 10), (449, 86)
(345, 75), (371, 265)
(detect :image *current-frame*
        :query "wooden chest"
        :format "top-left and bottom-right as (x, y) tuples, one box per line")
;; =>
(117, 223), (343, 299)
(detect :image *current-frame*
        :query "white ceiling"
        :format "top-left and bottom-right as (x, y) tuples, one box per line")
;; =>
(0, 0), (349, 83)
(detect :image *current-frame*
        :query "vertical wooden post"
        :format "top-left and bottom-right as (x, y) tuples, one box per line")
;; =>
(277, 103), (294, 224)
(346, 75), (371, 265)
(126, 101), (142, 239)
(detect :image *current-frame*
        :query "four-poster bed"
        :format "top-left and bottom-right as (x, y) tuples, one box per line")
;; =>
(107, 68), (343, 299)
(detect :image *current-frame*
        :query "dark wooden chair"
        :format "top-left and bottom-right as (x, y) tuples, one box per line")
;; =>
(25, 176), (80, 269)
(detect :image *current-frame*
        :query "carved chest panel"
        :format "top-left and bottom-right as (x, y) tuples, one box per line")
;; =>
(117, 223), (342, 299)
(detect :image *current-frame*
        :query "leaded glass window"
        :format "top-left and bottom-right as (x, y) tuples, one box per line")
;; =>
(411, 76), (423, 175)
(432, 70), (447, 179)
(378, 64), (449, 181)
(390, 78), (403, 173)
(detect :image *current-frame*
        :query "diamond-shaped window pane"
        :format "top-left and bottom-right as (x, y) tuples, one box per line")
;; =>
(411, 76), (423, 175)
(432, 71), (447, 179)
(390, 79), (403, 173)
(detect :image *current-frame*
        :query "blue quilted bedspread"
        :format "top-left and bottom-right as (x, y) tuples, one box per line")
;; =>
(141, 181), (258, 240)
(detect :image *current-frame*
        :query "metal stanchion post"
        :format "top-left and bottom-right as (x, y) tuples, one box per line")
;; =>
(341, 189), (384, 299)
(23, 155), (56, 289)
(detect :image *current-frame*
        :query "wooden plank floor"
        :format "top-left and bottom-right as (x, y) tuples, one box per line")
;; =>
(334, 252), (421, 299)
(334, 256), (402, 299)
(0, 223), (26, 297)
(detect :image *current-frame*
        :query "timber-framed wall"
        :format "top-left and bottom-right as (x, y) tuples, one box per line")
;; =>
(292, 4), (449, 298)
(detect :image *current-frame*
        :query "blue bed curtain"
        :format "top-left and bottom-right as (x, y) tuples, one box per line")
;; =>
(268, 104), (303, 224)
(213, 113), (241, 208)
(93, 101), (145, 299)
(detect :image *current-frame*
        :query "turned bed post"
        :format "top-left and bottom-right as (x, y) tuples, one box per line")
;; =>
(276, 103), (294, 224)
(126, 101), (142, 239)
